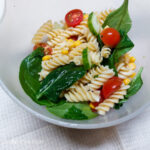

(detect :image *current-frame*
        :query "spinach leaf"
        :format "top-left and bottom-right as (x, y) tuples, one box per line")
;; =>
(114, 67), (143, 109)
(36, 63), (86, 102)
(113, 32), (134, 64)
(19, 48), (54, 106)
(64, 106), (88, 120)
(47, 101), (98, 120)
(103, 0), (132, 33)
(114, 99), (127, 109)
(126, 67), (143, 98)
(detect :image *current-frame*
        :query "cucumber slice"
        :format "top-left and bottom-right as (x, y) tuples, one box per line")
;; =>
(88, 12), (101, 36)
(82, 48), (91, 70)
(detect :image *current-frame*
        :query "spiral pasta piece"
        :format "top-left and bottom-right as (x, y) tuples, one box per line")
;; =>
(47, 29), (64, 41)
(96, 9), (113, 25)
(95, 84), (130, 115)
(32, 20), (53, 44)
(47, 20), (88, 47)
(65, 84), (100, 102)
(69, 42), (99, 59)
(116, 62), (134, 79)
(88, 66), (115, 90)
(101, 45), (111, 58)
(79, 65), (110, 84)
(85, 30), (99, 52)
(39, 55), (70, 78)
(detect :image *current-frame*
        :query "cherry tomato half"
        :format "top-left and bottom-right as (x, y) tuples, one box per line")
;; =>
(101, 76), (122, 99)
(33, 43), (52, 55)
(69, 35), (78, 41)
(65, 9), (83, 27)
(100, 28), (121, 48)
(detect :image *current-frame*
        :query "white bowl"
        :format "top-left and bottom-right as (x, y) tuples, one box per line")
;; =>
(0, 0), (150, 129)
(0, 0), (5, 22)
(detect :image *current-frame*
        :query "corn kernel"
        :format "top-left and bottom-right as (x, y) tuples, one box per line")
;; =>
(61, 49), (69, 54)
(128, 63), (136, 70)
(84, 14), (89, 19)
(123, 78), (131, 85)
(130, 72), (136, 78)
(42, 55), (51, 61)
(73, 40), (81, 47)
(89, 103), (95, 109)
(130, 56), (136, 63)
(67, 39), (74, 43)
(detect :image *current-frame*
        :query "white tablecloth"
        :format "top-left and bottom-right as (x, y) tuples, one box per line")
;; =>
(0, 86), (150, 150)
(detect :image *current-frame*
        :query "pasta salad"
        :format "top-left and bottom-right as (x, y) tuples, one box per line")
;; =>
(19, 0), (143, 120)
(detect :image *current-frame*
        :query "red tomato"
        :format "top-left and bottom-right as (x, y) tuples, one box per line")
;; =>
(100, 28), (121, 48)
(69, 35), (78, 41)
(33, 43), (52, 55)
(101, 76), (122, 99)
(65, 9), (83, 27)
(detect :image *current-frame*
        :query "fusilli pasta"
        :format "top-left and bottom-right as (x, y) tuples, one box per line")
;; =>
(116, 62), (134, 79)
(88, 66), (115, 90)
(64, 83), (100, 102)
(101, 45), (111, 58)
(95, 84), (130, 115)
(39, 55), (70, 78)
(96, 9), (113, 25)
(32, 20), (53, 44)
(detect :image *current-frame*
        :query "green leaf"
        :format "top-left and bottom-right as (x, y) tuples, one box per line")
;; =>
(36, 63), (86, 102)
(47, 101), (98, 120)
(113, 32), (134, 63)
(64, 106), (88, 120)
(126, 67), (143, 98)
(103, 0), (132, 33)
(19, 48), (54, 106)
(114, 67), (143, 109)
(114, 99), (127, 109)
(97, 34), (104, 50)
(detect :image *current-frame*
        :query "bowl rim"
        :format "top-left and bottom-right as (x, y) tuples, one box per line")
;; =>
(0, 79), (150, 129)
(0, 0), (6, 23)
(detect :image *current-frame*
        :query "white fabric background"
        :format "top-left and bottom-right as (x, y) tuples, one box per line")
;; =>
(0, 86), (150, 150)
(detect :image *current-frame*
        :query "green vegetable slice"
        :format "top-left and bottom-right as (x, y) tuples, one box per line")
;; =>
(82, 48), (91, 70)
(36, 63), (86, 102)
(47, 101), (98, 120)
(103, 0), (132, 33)
(88, 12), (101, 36)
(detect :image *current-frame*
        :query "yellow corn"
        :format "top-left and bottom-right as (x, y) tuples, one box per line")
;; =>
(123, 78), (131, 85)
(67, 39), (74, 43)
(130, 72), (136, 78)
(128, 63), (136, 70)
(130, 56), (136, 63)
(42, 55), (51, 61)
(84, 14), (89, 19)
(61, 49), (69, 54)
(89, 103), (95, 109)
(73, 40), (81, 47)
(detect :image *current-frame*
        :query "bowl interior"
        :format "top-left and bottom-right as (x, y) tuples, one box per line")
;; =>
(0, 0), (150, 129)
